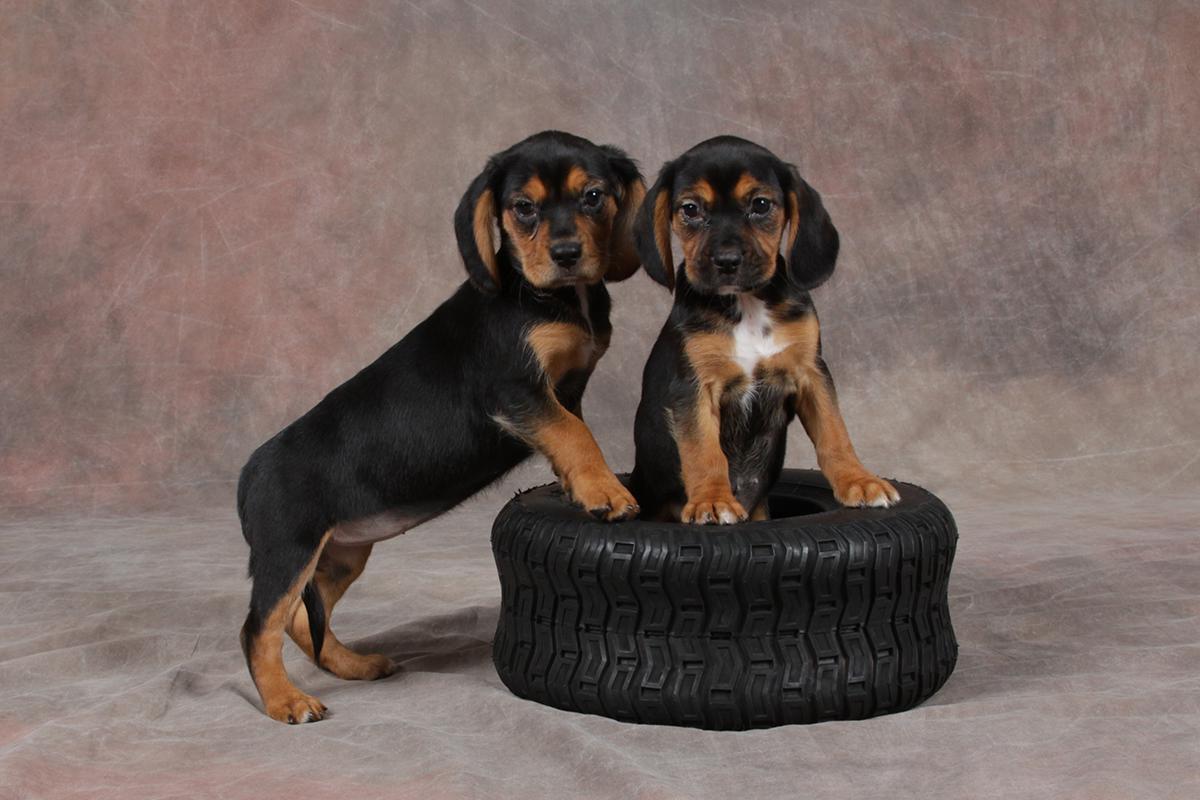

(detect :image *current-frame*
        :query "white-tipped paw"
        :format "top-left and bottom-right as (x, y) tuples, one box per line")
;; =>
(681, 495), (748, 525)
(566, 472), (639, 522)
(834, 474), (900, 508)
(265, 689), (327, 725)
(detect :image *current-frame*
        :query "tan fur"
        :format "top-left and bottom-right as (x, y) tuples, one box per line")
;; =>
(526, 321), (605, 384)
(574, 198), (615, 286)
(502, 209), (555, 286)
(741, 172), (786, 279)
(673, 301), (895, 520)
(287, 541), (394, 681)
(756, 314), (821, 388)
(523, 175), (548, 203)
(513, 321), (631, 519)
(796, 366), (899, 508)
(658, 166), (896, 515)
(504, 173), (639, 288)
(472, 188), (499, 287)
(687, 178), (716, 206)
(785, 187), (802, 258)
(244, 531), (332, 724)
(528, 398), (637, 521)
(675, 215), (706, 286)
(683, 330), (746, 388)
(733, 173), (762, 203)
(671, 180), (714, 287)
(607, 179), (645, 280)
(566, 165), (590, 194)
(675, 332), (747, 523)
(675, 173), (786, 287)
(651, 189), (675, 290)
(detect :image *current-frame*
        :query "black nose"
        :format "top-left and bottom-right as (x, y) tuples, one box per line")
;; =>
(712, 248), (742, 273)
(550, 241), (582, 268)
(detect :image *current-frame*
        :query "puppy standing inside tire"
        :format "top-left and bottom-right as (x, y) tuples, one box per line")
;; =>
(630, 136), (898, 524)
(236, 132), (645, 723)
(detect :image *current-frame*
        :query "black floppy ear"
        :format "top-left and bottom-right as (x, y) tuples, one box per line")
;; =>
(783, 166), (839, 290)
(599, 145), (645, 282)
(454, 160), (502, 292)
(633, 161), (677, 291)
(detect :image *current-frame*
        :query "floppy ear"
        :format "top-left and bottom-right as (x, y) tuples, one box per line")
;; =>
(454, 160), (502, 292)
(633, 161), (677, 291)
(783, 167), (839, 290)
(599, 145), (645, 282)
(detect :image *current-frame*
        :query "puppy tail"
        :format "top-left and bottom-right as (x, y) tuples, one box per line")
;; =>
(301, 581), (326, 664)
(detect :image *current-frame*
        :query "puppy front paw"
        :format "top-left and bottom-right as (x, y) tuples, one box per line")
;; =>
(565, 470), (639, 522)
(832, 472), (900, 508)
(681, 492), (747, 525)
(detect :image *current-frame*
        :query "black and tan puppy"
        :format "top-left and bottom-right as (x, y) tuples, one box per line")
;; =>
(630, 136), (898, 524)
(237, 131), (644, 723)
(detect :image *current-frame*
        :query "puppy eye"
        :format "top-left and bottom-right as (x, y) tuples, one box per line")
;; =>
(582, 188), (604, 210)
(680, 202), (701, 220)
(513, 200), (537, 221)
(750, 197), (773, 215)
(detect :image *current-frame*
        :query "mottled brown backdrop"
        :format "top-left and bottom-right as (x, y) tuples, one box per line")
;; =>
(3, 0), (1197, 514)
(4, 3), (1200, 799)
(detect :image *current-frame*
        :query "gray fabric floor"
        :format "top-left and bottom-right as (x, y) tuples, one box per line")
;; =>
(3, 477), (1198, 800)
(4, 1), (1199, 797)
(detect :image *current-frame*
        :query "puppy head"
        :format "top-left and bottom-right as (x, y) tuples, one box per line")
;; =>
(455, 131), (645, 292)
(634, 136), (838, 295)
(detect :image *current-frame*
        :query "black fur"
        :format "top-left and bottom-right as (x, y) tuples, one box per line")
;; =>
(783, 168), (839, 290)
(630, 137), (837, 520)
(634, 160), (678, 289)
(301, 582), (325, 662)
(238, 131), (641, 680)
(453, 166), (500, 291)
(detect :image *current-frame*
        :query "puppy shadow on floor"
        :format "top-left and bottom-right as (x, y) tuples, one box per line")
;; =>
(227, 604), (499, 715)
(352, 603), (498, 676)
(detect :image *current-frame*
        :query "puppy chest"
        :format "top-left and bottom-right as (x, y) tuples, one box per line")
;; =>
(527, 322), (603, 382)
(730, 295), (795, 378)
(732, 315), (785, 375)
(727, 296), (818, 384)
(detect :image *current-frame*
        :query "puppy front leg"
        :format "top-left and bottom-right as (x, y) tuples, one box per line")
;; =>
(514, 397), (639, 521)
(797, 361), (900, 508)
(673, 384), (747, 525)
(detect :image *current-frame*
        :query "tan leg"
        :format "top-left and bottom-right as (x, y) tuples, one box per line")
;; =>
(750, 500), (770, 521)
(674, 385), (748, 525)
(243, 532), (331, 724)
(287, 541), (395, 681)
(674, 334), (748, 525)
(797, 375), (899, 508)
(529, 399), (639, 521)
(520, 321), (632, 520)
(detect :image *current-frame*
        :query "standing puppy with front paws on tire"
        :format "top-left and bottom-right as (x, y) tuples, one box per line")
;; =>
(237, 131), (644, 723)
(630, 136), (898, 524)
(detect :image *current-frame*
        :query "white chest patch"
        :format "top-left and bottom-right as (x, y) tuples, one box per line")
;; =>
(731, 295), (785, 376)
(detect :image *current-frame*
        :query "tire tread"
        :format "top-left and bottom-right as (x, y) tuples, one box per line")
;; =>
(492, 470), (958, 730)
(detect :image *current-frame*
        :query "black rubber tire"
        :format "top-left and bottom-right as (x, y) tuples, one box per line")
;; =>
(491, 469), (958, 730)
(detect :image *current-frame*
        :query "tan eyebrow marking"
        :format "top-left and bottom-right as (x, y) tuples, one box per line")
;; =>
(566, 165), (593, 195)
(520, 175), (548, 203)
(679, 178), (716, 206)
(735, 172), (782, 205)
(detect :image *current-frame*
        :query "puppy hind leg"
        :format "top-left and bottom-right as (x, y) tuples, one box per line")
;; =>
(241, 530), (332, 724)
(287, 541), (395, 681)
